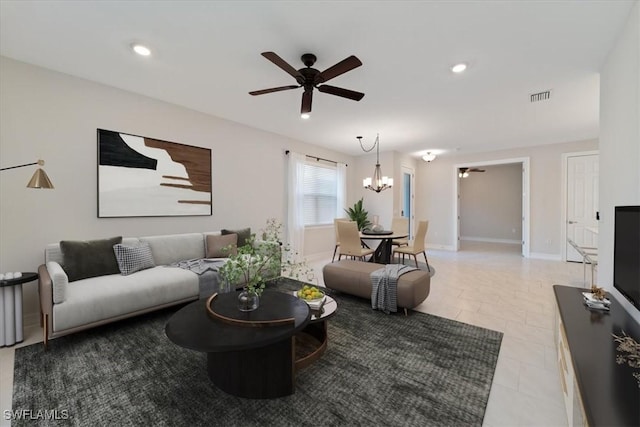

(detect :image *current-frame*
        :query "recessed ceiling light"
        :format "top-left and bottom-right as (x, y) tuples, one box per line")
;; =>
(131, 44), (151, 57)
(451, 63), (467, 73)
(301, 113), (310, 120)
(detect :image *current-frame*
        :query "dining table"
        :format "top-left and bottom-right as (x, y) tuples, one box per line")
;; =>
(359, 230), (409, 264)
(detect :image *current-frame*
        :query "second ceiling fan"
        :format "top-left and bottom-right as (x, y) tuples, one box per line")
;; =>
(459, 167), (486, 178)
(249, 52), (364, 117)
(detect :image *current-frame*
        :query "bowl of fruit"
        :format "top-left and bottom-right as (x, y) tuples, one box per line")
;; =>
(296, 285), (325, 305)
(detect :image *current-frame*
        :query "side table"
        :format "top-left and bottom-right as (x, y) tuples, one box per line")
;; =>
(0, 272), (38, 347)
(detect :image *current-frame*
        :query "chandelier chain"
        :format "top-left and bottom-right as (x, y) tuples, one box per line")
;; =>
(357, 134), (379, 153)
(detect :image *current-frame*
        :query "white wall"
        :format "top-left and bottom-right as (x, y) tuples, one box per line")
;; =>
(0, 56), (354, 323)
(416, 139), (598, 255)
(599, 1), (640, 322)
(460, 163), (523, 243)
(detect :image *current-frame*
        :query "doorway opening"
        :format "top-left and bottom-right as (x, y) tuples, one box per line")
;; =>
(401, 165), (415, 239)
(453, 157), (530, 257)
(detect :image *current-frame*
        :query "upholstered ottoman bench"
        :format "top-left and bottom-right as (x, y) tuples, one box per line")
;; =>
(322, 260), (431, 313)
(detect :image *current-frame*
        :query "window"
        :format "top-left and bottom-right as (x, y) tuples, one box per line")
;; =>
(303, 162), (337, 226)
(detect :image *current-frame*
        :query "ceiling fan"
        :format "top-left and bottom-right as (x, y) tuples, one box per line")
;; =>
(249, 52), (364, 118)
(459, 167), (485, 178)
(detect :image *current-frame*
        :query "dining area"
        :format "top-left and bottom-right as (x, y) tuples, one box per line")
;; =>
(332, 217), (431, 272)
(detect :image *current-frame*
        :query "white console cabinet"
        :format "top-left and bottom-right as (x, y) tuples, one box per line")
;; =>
(556, 307), (587, 426)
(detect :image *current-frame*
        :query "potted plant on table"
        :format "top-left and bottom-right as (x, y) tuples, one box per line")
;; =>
(218, 218), (315, 311)
(345, 198), (372, 231)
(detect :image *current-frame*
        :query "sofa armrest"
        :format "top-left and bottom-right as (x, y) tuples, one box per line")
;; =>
(38, 264), (53, 319)
(47, 261), (68, 303)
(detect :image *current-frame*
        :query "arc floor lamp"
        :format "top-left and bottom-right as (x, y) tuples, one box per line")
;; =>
(0, 160), (54, 189)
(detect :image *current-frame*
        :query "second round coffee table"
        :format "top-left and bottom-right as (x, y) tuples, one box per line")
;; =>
(294, 293), (338, 370)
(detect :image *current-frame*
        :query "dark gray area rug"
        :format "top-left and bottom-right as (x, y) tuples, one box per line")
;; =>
(13, 278), (502, 426)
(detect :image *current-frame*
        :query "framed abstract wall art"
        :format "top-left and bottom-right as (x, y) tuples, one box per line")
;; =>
(97, 129), (212, 217)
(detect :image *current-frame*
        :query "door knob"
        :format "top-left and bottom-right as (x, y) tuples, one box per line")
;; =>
(568, 220), (577, 224)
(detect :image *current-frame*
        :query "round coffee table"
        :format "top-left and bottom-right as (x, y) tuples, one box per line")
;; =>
(165, 290), (310, 399)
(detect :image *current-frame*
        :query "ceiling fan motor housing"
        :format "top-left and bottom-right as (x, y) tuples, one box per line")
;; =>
(299, 67), (320, 87)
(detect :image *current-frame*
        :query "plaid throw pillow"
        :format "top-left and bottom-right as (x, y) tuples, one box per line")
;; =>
(113, 243), (156, 276)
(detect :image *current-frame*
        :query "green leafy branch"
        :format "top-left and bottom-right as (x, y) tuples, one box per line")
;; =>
(218, 218), (316, 296)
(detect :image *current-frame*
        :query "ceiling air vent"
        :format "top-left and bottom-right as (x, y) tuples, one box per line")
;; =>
(530, 90), (551, 103)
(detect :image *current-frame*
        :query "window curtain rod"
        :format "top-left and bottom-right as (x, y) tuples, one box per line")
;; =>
(285, 150), (347, 167)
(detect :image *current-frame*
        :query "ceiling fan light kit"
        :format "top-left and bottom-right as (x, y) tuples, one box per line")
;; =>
(249, 51), (364, 117)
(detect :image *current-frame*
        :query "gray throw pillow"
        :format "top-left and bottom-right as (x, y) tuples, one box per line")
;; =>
(221, 227), (251, 247)
(60, 236), (123, 282)
(113, 242), (156, 275)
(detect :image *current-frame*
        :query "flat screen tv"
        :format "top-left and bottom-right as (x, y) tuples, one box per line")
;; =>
(613, 206), (640, 310)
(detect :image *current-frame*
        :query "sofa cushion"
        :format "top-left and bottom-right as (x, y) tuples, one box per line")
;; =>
(52, 266), (199, 332)
(113, 242), (156, 275)
(221, 227), (251, 247)
(60, 236), (122, 282)
(206, 233), (237, 258)
(139, 233), (205, 265)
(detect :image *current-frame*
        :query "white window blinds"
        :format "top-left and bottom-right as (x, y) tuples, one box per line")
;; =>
(303, 162), (337, 226)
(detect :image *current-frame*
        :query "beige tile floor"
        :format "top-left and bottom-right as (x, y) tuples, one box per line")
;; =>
(309, 241), (584, 427)
(1, 241), (585, 426)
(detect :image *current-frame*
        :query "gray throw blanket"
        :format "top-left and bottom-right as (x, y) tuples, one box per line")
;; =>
(371, 264), (418, 314)
(171, 258), (228, 298)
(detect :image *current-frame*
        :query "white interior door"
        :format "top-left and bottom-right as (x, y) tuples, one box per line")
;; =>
(566, 153), (599, 262)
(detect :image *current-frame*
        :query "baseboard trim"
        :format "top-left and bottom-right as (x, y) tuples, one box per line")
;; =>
(529, 252), (562, 261)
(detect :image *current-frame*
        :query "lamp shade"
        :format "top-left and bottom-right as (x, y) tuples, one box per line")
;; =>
(27, 168), (54, 189)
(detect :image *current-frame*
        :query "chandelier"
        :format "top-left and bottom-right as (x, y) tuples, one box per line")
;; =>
(358, 134), (393, 193)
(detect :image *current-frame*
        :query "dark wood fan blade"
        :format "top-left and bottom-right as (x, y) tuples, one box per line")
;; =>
(315, 55), (362, 83)
(301, 90), (312, 114)
(249, 85), (300, 96)
(317, 84), (365, 101)
(261, 52), (303, 81)
(469, 168), (486, 172)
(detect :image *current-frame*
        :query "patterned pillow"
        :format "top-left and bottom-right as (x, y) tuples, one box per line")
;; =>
(113, 243), (156, 276)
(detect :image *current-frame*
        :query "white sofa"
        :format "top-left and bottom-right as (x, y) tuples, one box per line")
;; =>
(38, 231), (276, 347)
